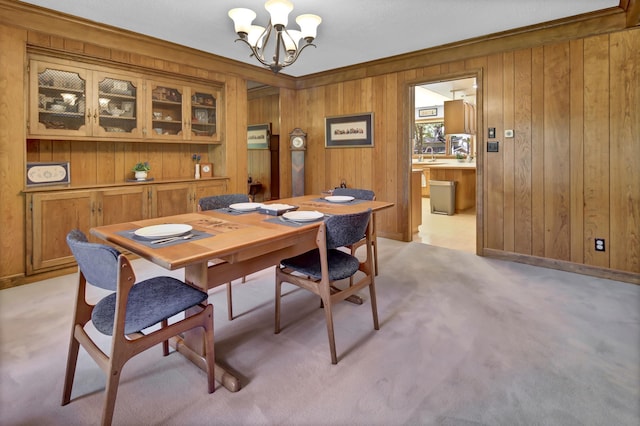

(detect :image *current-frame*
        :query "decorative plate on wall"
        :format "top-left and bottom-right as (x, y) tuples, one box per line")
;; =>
(26, 162), (70, 187)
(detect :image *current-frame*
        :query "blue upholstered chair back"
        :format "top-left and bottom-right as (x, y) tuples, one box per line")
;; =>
(324, 209), (371, 249)
(66, 229), (121, 291)
(332, 187), (375, 201)
(199, 193), (250, 211)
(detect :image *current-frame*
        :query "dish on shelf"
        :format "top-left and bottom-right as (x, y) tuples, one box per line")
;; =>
(49, 104), (66, 112)
(229, 202), (263, 212)
(324, 195), (355, 203)
(134, 224), (192, 239)
(282, 210), (324, 222)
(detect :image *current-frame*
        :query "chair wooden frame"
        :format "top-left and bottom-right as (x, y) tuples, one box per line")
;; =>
(61, 254), (215, 426)
(331, 188), (379, 281)
(275, 214), (379, 364)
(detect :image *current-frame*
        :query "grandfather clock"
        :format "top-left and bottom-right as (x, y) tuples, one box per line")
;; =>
(289, 128), (307, 196)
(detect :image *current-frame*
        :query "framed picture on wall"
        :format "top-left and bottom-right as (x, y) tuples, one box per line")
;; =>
(248, 123), (271, 149)
(418, 108), (438, 117)
(325, 113), (374, 148)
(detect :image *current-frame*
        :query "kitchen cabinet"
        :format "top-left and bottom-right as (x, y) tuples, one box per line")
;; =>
(26, 179), (227, 275)
(148, 80), (221, 143)
(29, 59), (144, 139)
(444, 99), (476, 134)
(428, 164), (476, 212)
(411, 169), (422, 234)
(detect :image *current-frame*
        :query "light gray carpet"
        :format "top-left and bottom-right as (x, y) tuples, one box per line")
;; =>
(1, 239), (639, 425)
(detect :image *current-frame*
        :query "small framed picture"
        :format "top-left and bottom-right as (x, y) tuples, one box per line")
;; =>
(418, 108), (438, 117)
(248, 123), (271, 149)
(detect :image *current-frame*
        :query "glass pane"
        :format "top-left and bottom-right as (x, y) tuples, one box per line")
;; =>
(98, 77), (138, 133)
(449, 135), (472, 156)
(38, 68), (86, 131)
(151, 85), (183, 136)
(191, 92), (217, 137)
(414, 122), (445, 155)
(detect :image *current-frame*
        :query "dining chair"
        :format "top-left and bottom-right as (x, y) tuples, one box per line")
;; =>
(198, 193), (250, 320)
(275, 209), (379, 364)
(331, 187), (379, 279)
(62, 230), (215, 426)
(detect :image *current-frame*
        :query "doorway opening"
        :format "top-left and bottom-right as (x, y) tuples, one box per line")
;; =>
(411, 76), (478, 253)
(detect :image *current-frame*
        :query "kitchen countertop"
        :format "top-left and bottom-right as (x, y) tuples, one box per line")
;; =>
(412, 160), (476, 170)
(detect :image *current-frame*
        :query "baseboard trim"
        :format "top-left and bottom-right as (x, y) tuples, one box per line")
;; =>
(482, 248), (639, 285)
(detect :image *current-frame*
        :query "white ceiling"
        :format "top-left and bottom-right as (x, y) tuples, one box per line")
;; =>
(19, 0), (618, 77)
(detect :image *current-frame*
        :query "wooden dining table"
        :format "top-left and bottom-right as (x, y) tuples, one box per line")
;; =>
(90, 194), (394, 392)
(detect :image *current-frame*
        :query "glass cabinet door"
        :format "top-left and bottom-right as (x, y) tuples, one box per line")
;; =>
(190, 88), (218, 141)
(30, 61), (89, 137)
(93, 72), (143, 138)
(149, 82), (184, 140)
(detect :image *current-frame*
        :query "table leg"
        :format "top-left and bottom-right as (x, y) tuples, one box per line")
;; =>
(179, 264), (242, 392)
(170, 334), (240, 392)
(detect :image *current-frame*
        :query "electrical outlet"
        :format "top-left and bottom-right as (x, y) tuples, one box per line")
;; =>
(595, 238), (605, 252)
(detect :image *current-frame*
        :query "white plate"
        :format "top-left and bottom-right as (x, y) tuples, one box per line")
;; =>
(134, 224), (192, 239)
(283, 210), (324, 222)
(324, 195), (355, 203)
(229, 202), (263, 212)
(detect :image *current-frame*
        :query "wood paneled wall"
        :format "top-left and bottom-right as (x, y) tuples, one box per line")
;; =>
(291, 28), (639, 280)
(0, 1), (638, 285)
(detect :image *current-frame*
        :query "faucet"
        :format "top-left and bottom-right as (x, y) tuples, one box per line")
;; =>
(425, 146), (435, 161)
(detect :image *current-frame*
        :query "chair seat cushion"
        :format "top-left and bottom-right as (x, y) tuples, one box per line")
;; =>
(281, 249), (360, 281)
(92, 276), (208, 336)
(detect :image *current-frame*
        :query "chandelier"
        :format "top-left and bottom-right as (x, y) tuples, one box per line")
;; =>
(228, 0), (321, 74)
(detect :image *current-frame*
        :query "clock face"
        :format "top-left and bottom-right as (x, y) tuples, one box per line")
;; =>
(202, 165), (211, 173)
(292, 136), (305, 148)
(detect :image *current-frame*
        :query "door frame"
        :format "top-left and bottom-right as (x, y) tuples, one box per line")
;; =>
(404, 69), (484, 255)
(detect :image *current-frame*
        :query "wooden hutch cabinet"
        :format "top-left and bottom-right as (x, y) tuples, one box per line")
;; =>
(148, 80), (221, 142)
(29, 59), (144, 139)
(26, 179), (227, 275)
(25, 55), (228, 276)
(29, 56), (222, 143)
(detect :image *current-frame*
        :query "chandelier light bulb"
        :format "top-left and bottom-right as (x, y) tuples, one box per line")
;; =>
(228, 8), (256, 35)
(283, 30), (302, 52)
(247, 25), (266, 48)
(296, 14), (321, 41)
(265, 0), (293, 28)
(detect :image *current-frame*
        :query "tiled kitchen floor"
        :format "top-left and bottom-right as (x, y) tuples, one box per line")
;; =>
(413, 198), (476, 254)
